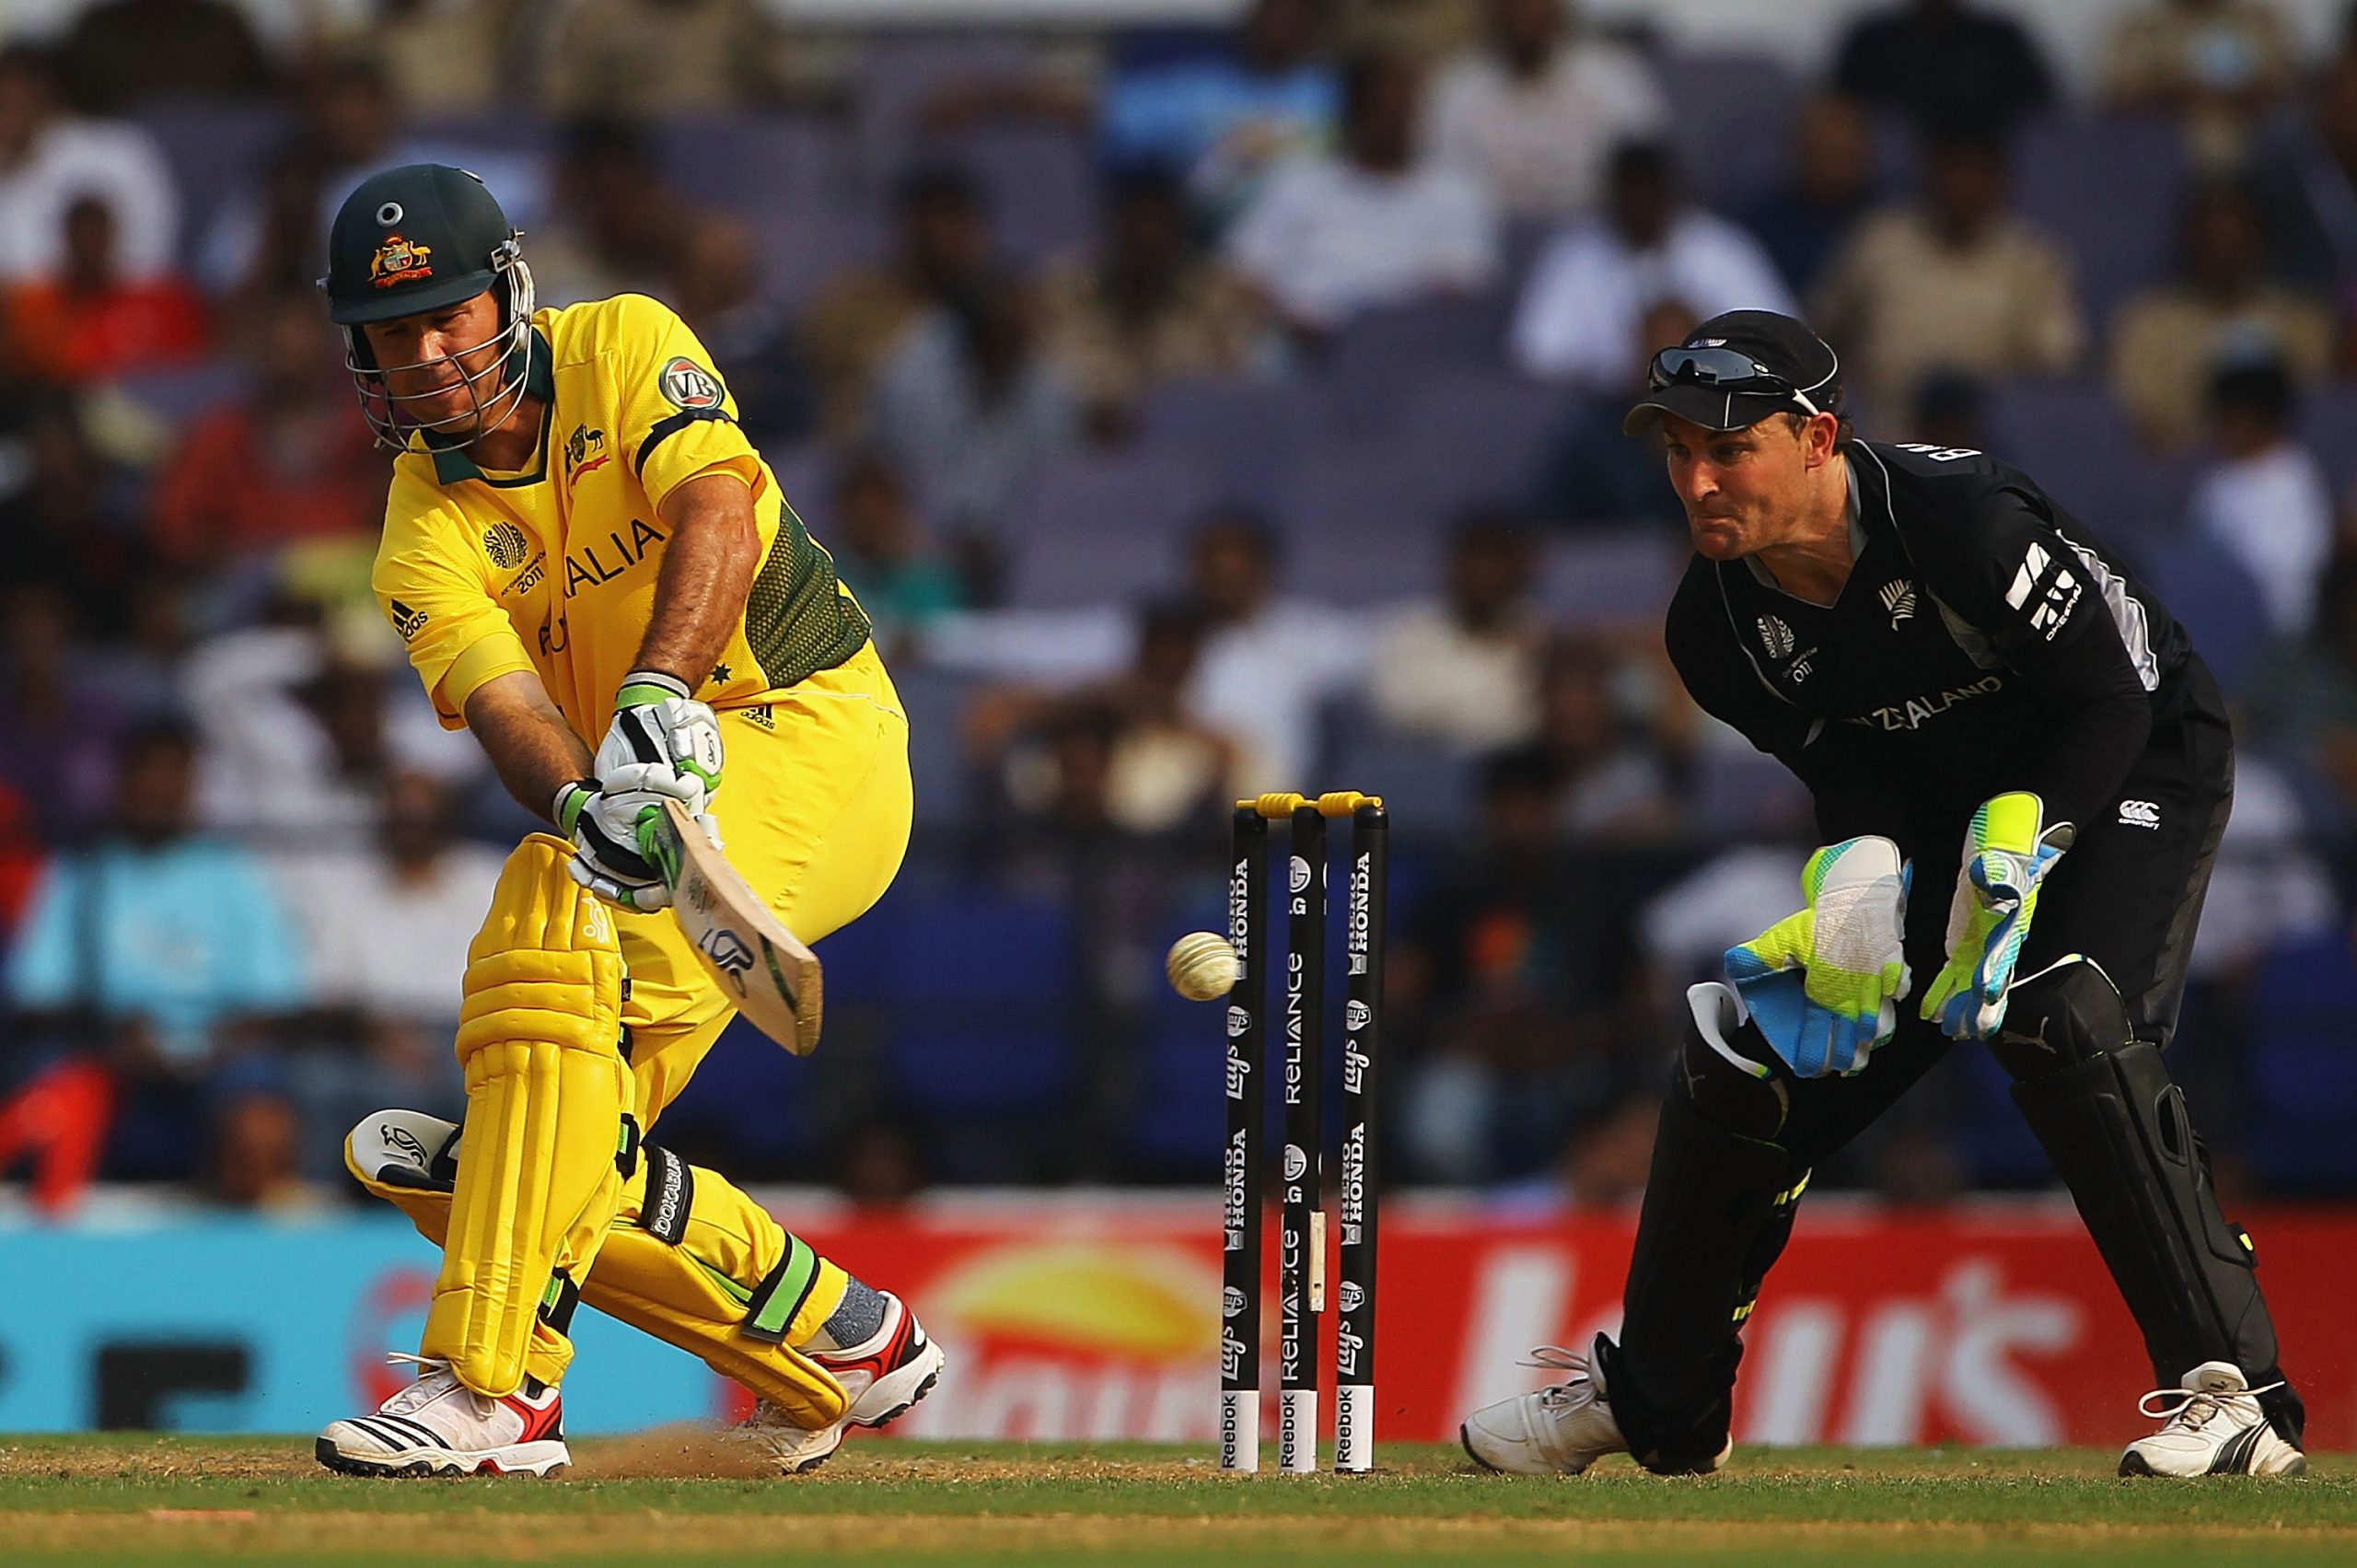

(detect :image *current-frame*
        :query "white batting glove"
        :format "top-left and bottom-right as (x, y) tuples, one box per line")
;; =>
(552, 778), (720, 914)
(596, 670), (724, 817)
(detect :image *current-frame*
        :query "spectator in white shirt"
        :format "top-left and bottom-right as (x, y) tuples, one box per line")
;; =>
(1367, 508), (1544, 751)
(184, 610), (483, 837)
(275, 771), (504, 1031)
(2187, 357), (2334, 641)
(1184, 508), (1368, 789)
(1420, 0), (1667, 221)
(276, 770), (502, 1174)
(1225, 52), (1499, 332)
(0, 45), (178, 284)
(1511, 140), (1794, 390)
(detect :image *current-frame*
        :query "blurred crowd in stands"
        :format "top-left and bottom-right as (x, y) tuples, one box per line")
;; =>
(6, 0), (2357, 1212)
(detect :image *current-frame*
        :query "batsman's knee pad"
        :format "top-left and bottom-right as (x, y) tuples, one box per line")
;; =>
(344, 1109), (462, 1249)
(2005, 960), (2287, 1416)
(425, 834), (633, 1398)
(1987, 957), (2132, 1082)
(1677, 981), (1793, 1144)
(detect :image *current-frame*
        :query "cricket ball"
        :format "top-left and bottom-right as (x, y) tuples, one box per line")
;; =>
(1166, 931), (1240, 1001)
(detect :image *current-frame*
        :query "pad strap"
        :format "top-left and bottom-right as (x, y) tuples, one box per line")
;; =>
(616, 1113), (643, 1180)
(741, 1234), (821, 1344)
(539, 1269), (583, 1336)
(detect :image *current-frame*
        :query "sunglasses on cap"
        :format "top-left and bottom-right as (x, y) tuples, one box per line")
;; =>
(1647, 345), (1828, 416)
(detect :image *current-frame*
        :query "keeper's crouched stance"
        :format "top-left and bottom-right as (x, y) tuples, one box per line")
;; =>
(312, 166), (937, 1477)
(1461, 311), (2305, 1481)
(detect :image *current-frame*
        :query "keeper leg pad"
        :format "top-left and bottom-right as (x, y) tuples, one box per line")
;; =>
(1613, 983), (1807, 1473)
(424, 834), (632, 1398)
(2001, 959), (2300, 1441)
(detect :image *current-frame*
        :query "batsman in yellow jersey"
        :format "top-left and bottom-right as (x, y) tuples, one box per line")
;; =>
(311, 164), (940, 1478)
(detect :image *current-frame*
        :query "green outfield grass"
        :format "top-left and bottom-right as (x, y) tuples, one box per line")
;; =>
(2, 1436), (2352, 1566)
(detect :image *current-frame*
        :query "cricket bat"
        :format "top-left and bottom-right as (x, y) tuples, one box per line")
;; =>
(646, 798), (822, 1055)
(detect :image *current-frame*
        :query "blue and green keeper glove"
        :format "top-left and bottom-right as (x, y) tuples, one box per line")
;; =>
(1921, 791), (2074, 1040)
(1724, 836), (1911, 1078)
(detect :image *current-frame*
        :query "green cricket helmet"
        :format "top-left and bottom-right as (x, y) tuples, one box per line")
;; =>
(320, 164), (537, 449)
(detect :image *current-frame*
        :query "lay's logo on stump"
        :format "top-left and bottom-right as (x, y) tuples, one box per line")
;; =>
(369, 235), (434, 288)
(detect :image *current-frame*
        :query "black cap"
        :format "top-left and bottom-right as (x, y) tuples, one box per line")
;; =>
(323, 165), (516, 326)
(1622, 309), (1842, 436)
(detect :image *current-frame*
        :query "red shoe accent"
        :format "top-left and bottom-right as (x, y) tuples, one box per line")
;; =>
(499, 1386), (564, 1445)
(815, 1306), (921, 1387)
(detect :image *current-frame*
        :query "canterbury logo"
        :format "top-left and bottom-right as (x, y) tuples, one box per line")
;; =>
(1879, 579), (1916, 626)
(2118, 799), (2161, 830)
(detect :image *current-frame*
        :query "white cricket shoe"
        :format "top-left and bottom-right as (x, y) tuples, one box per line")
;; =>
(1459, 1344), (1634, 1476)
(317, 1354), (568, 1478)
(736, 1290), (946, 1474)
(2119, 1361), (2305, 1478)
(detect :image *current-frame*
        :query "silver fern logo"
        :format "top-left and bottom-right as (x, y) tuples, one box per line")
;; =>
(1879, 579), (1917, 628)
(1757, 615), (1795, 659)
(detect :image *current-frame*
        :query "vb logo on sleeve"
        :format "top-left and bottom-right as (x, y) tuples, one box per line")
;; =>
(658, 357), (724, 411)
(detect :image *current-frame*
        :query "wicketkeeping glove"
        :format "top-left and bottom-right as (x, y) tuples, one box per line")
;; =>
(1921, 791), (2074, 1041)
(596, 669), (724, 817)
(1724, 835), (1911, 1078)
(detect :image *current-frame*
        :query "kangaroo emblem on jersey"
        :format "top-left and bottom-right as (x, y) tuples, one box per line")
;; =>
(1880, 579), (1917, 628)
(563, 424), (610, 480)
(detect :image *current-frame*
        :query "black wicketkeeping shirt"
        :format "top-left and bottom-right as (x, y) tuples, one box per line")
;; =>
(1665, 440), (2189, 844)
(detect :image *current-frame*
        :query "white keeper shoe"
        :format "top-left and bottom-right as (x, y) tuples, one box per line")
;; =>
(1459, 1343), (1636, 1476)
(736, 1290), (946, 1474)
(2119, 1361), (2305, 1478)
(317, 1353), (568, 1478)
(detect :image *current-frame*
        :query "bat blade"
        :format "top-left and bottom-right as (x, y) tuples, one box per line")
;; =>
(653, 799), (821, 1055)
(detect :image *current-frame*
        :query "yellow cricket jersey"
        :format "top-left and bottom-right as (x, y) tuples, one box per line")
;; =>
(372, 293), (871, 737)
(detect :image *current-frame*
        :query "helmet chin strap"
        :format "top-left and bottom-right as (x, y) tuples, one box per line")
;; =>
(344, 246), (539, 453)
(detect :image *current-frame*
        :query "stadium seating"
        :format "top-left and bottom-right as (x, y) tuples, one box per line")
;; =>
(876, 889), (1082, 1118)
(2247, 931), (2357, 1192)
(1003, 449), (1218, 607)
(2011, 116), (2185, 330)
(1660, 50), (1805, 209)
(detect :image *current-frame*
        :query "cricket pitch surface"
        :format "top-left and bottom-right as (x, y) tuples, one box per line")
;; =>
(4, 1435), (2352, 1565)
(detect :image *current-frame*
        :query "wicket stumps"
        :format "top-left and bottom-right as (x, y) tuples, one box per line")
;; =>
(1221, 791), (1387, 1474)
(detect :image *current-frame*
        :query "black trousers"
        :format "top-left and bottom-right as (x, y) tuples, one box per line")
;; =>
(1611, 658), (2297, 1465)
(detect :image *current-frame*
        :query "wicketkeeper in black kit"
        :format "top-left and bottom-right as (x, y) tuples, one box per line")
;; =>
(1461, 311), (2305, 1479)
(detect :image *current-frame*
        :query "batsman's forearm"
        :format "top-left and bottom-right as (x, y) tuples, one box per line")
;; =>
(463, 671), (598, 827)
(636, 471), (760, 689)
